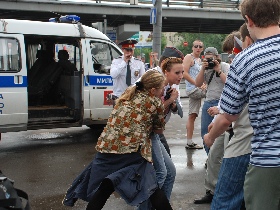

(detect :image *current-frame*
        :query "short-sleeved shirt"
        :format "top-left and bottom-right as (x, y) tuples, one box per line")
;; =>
(224, 104), (252, 158)
(110, 56), (145, 97)
(204, 62), (230, 101)
(96, 91), (165, 162)
(220, 34), (280, 167)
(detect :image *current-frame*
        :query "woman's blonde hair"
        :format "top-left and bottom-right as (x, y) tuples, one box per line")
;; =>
(116, 70), (165, 105)
(160, 57), (183, 75)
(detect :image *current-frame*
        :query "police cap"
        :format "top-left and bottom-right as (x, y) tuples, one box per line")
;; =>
(118, 39), (138, 49)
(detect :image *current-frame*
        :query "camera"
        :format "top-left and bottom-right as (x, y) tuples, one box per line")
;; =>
(206, 58), (216, 69)
(164, 87), (173, 100)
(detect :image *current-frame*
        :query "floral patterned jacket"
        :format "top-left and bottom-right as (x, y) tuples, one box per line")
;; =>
(96, 91), (165, 162)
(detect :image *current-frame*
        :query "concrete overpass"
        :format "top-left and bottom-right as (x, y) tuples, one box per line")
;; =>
(0, 0), (244, 34)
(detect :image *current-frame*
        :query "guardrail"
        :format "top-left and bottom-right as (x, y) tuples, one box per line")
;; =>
(94, 0), (240, 9)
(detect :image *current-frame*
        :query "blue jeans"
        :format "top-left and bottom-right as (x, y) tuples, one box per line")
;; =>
(211, 154), (250, 210)
(137, 134), (176, 210)
(201, 100), (219, 154)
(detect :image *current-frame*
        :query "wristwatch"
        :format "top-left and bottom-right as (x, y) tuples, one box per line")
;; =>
(218, 70), (222, 76)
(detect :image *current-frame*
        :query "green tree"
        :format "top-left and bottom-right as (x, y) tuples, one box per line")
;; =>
(161, 33), (167, 52)
(134, 33), (167, 64)
(175, 33), (227, 55)
(134, 47), (152, 62)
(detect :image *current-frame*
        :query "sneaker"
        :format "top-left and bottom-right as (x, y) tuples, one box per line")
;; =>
(185, 142), (203, 149)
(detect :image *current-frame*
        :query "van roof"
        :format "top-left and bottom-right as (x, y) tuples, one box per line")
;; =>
(0, 19), (110, 41)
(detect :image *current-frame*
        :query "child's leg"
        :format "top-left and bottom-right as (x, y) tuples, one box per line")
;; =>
(150, 188), (173, 210)
(86, 178), (114, 210)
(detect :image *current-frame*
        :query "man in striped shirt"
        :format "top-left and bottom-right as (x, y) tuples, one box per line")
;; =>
(203, 0), (280, 209)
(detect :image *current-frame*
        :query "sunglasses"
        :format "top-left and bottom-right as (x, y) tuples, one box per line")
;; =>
(193, 45), (203, 49)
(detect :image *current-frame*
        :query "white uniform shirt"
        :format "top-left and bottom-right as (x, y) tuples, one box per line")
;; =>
(110, 56), (145, 97)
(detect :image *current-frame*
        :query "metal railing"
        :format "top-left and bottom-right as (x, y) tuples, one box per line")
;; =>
(93, 0), (240, 9)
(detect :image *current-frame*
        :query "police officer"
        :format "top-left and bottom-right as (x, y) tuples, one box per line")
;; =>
(110, 39), (145, 101)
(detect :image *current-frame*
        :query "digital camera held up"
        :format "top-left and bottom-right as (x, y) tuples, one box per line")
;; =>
(206, 58), (216, 69)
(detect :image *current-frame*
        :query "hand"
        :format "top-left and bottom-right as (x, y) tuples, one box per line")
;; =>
(201, 59), (208, 70)
(204, 133), (214, 148)
(123, 54), (132, 63)
(213, 61), (221, 73)
(199, 83), (207, 90)
(169, 88), (179, 101)
(207, 106), (219, 117)
(170, 102), (177, 112)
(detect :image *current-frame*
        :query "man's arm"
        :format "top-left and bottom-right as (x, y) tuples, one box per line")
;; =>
(195, 66), (205, 87)
(204, 113), (239, 147)
(213, 62), (228, 83)
(183, 54), (197, 86)
(110, 58), (127, 78)
(139, 60), (146, 77)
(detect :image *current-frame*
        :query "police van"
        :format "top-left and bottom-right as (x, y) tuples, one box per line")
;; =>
(0, 16), (122, 133)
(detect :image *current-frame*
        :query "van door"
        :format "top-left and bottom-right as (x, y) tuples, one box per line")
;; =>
(0, 34), (28, 132)
(83, 39), (122, 124)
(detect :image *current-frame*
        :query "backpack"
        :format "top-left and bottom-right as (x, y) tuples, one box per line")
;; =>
(0, 171), (30, 210)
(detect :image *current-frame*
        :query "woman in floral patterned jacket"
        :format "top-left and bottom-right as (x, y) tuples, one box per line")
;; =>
(63, 70), (173, 210)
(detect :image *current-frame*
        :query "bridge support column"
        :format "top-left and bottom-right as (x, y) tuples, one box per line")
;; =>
(153, 0), (162, 57)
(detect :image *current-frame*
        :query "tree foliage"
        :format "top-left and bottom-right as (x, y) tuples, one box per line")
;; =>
(134, 32), (227, 61)
(175, 33), (228, 55)
(134, 33), (167, 63)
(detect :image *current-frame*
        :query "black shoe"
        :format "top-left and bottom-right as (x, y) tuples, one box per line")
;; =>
(194, 191), (213, 204)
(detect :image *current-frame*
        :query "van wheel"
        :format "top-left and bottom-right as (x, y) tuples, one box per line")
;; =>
(87, 124), (105, 130)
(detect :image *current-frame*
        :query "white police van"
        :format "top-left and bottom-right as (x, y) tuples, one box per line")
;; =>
(0, 16), (122, 133)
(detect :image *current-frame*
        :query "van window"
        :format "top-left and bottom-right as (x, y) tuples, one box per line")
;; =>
(0, 38), (21, 72)
(55, 44), (80, 71)
(90, 41), (121, 74)
(111, 45), (121, 60)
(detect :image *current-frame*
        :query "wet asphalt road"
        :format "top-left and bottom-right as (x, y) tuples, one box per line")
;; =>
(0, 98), (211, 210)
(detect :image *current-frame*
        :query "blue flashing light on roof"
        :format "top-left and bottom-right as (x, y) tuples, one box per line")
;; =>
(49, 15), (80, 23)
(49, 17), (59, 22)
(60, 15), (80, 23)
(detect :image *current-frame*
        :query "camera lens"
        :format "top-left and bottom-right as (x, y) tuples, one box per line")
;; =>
(206, 58), (216, 69)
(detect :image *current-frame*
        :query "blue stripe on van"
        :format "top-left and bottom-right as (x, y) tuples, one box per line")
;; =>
(85, 75), (113, 86)
(0, 76), (27, 87)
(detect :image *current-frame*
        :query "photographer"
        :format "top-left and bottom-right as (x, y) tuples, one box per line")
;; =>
(195, 47), (229, 155)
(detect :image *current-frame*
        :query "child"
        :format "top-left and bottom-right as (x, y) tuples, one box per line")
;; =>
(63, 70), (173, 210)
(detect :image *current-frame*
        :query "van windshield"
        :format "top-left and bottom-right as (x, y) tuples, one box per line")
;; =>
(0, 38), (21, 72)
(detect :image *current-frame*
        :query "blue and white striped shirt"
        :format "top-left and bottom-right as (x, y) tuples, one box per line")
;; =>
(220, 34), (280, 167)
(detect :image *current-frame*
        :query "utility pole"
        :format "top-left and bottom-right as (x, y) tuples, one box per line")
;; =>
(152, 0), (162, 57)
